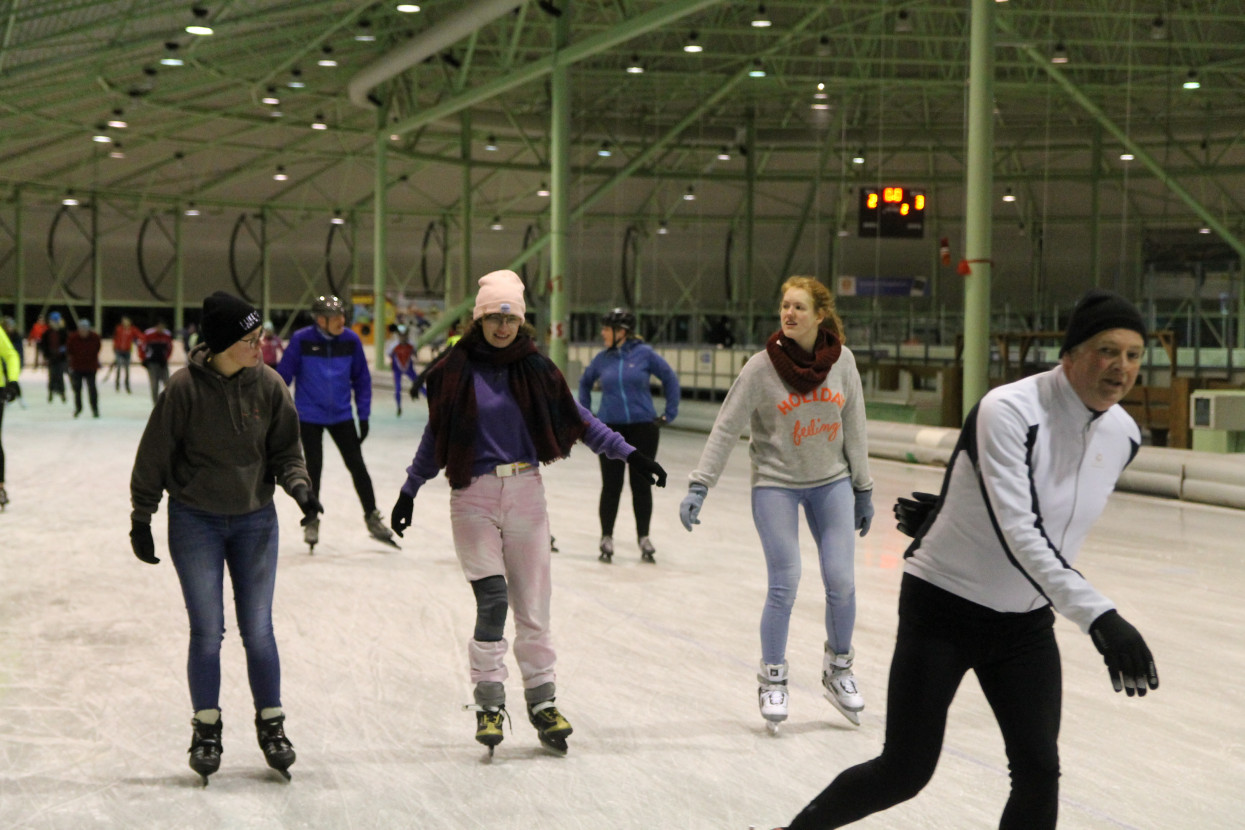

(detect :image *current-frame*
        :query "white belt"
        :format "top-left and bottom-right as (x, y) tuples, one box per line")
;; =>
(493, 461), (535, 477)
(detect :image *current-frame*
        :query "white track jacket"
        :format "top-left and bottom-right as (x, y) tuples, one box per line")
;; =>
(904, 365), (1139, 632)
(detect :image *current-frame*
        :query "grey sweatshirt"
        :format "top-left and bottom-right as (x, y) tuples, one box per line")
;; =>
(130, 344), (310, 523)
(689, 345), (873, 493)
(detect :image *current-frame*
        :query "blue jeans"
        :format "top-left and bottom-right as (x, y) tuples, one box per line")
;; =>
(168, 499), (282, 712)
(751, 479), (856, 665)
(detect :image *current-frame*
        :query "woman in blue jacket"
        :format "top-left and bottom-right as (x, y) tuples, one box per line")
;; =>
(578, 308), (680, 563)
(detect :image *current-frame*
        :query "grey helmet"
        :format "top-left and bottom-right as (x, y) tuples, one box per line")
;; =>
(601, 307), (636, 332)
(312, 295), (346, 317)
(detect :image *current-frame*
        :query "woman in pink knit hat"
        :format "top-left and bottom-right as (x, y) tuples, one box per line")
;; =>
(390, 269), (667, 757)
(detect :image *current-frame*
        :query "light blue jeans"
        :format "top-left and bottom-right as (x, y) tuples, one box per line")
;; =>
(168, 499), (282, 712)
(751, 479), (856, 665)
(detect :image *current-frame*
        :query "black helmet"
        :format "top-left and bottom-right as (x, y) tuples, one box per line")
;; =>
(601, 307), (635, 332)
(312, 295), (346, 317)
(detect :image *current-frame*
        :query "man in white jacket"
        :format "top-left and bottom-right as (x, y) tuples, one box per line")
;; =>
(783, 289), (1160, 830)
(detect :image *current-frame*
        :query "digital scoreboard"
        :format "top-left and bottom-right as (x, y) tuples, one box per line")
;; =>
(857, 186), (926, 239)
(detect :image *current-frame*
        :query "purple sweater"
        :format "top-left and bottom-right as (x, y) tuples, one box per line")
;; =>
(402, 363), (634, 496)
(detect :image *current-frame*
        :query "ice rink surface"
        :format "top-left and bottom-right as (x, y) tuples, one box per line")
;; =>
(1, 367), (1243, 830)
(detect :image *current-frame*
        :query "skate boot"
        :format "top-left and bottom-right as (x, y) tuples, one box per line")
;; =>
(526, 684), (572, 753)
(465, 681), (508, 757)
(822, 644), (864, 726)
(0, 485), (9, 509)
(598, 535), (614, 563)
(758, 661), (789, 736)
(188, 709), (223, 785)
(365, 509), (400, 549)
(255, 709), (295, 780)
(303, 518), (319, 552)
(638, 536), (656, 563)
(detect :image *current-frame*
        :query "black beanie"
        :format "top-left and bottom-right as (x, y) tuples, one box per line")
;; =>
(1060, 289), (1146, 356)
(202, 291), (262, 354)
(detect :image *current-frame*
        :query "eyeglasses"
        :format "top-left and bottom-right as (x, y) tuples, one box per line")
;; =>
(240, 332), (263, 349)
(482, 313), (523, 327)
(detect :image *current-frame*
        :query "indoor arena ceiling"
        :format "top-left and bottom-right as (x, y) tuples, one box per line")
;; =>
(0, 0), (1243, 238)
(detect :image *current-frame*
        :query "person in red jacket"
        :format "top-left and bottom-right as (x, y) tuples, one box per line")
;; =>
(140, 319), (174, 403)
(112, 316), (141, 393)
(27, 315), (47, 369)
(66, 317), (102, 418)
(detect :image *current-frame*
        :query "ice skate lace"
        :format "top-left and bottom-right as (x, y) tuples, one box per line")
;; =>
(830, 672), (858, 696)
(464, 703), (511, 732)
(759, 687), (787, 707)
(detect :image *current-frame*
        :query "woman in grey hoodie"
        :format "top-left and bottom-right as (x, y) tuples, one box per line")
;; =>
(679, 276), (874, 734)
(129, 291), (322, 784)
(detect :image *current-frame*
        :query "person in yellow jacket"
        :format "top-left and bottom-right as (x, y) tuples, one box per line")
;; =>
(0, 324), (22, 508)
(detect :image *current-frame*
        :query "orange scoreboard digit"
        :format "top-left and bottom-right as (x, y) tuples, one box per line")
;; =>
(858, 186), (927, 239)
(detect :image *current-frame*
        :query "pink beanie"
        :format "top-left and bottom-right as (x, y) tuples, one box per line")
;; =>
(473, 269), (526, 320)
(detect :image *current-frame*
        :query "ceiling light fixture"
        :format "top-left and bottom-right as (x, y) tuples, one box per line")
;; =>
(109, 142), (125, 159)
(318, 46), (337, 67)
(1050, 42), (1068, 64)
(484, 135), (498, 151)
(356, 19), (375, 42)
(536, 183), (550, 197)
(626, 54), (644, 74)
(894, 9), (913, 34)
(161, 42), (184, 66)
(273, 166), (288, 181)
(184, 203), (200, 216)
(1150, 15), (1166, 40)
(490, 216), (504, 231)
(1120, 152), (1135, 161)
(331, 211), (345, 226)
(108, 109), (127, 129)
(1183, 69), (1200, 90)
(749, 59), (766, 78)
(717, 147), (731, 161)
(1002, 187), (1016, 203)
(262, 87), (280, 106)
(311, 113), (327, 130)
(187, 6), (213, 37)
(751, 4), (771, 28)
(1199, 227), (1212, 235)
(396, 4), (422, 12)
(684, 32), (702, 53)
(62, 193), (79, 207)
(683, 185), (696, 201)
(657, 220), (669, 235)
(852, 149), (865, 165)
(598, 141), (612, 157)
(288, 68), (305, 89)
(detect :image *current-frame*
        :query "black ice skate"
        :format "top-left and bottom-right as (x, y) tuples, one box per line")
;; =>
(255, 713), (295, 781)
(638, 536), (657, 563)
(466, 704), (509, 758)
(365, 509), (401, 549)
(188, 715), (223, 785)
(527, 699), (573, 754)
(598, 536), (614, 563)
(0, 485), (9, 510)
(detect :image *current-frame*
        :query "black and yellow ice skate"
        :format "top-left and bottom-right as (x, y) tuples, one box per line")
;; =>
(527, 700), (573, 754)
(188, 713), (223, 786)
(255, 713), (296, 781)
(465, 704), (508, 757)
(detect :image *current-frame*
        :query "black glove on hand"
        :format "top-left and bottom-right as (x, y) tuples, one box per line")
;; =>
(130, 520), (159, 565)
(292, 484), (324, 527)
(4, 380), (19, 403)
(627, 450), (667, 488)
(894, 491), (939, 537)
(391, 492), (414, 537)
(1089, 610), (1159, 697)
(409, 383), (420, 400)
(358, 419), (369, 443)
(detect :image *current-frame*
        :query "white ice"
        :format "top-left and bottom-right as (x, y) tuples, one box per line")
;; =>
(1, 366), (1242, 830)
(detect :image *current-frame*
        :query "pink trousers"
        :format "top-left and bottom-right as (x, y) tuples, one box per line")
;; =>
(450, 469), (555, 691)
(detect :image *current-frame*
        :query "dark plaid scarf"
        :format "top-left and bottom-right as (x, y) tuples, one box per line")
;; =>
(766, 327), (842, 394)
(424, 328), (586, 489)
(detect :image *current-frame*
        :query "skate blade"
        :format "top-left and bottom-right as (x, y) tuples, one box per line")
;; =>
(640, 552), (655, 563)
(766, 721), (780, 736)
(537, 736), (569, 754)
(823, 691), (862, 726)
(598, 552), (612, 563)
(269, 767), (292, 782)
(373, 535), (401, 550)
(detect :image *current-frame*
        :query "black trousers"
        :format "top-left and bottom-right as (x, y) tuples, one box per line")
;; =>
(597, 420), (660, 537)
(0, 396), (6, 481)
(789, 574), (1062, 830)
(300, 419), (376, 514)
(70, 370), (98, 415)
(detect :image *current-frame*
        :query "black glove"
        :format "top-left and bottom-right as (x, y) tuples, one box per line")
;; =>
(894, 491), (939, 537)
(391, 492), (414, 537)
(1089, 610), (1159, 697)
(358, 419), (369, 443)
(409, 383), (420, 400)
(292, 484), (324, 527)
(130, 520), (159, 565)
(4, 381), (19, 402)
(627, 450), (667, 488)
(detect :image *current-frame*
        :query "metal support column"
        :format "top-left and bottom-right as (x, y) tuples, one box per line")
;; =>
(548, 6), (571, 370)
(373, 133), (389, 370)
(962, 0), (995, 417)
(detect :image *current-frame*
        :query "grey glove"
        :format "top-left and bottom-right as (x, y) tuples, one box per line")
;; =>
(853, 489), (874, 536)
(679, 483), (708, 532)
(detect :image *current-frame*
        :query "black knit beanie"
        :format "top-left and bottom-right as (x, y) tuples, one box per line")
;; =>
(202, 291), (262, 354)
(1060, 289), (1146, 356)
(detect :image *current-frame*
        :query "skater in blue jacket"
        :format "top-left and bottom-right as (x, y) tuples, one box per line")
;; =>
(578, 308), (680, 563)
